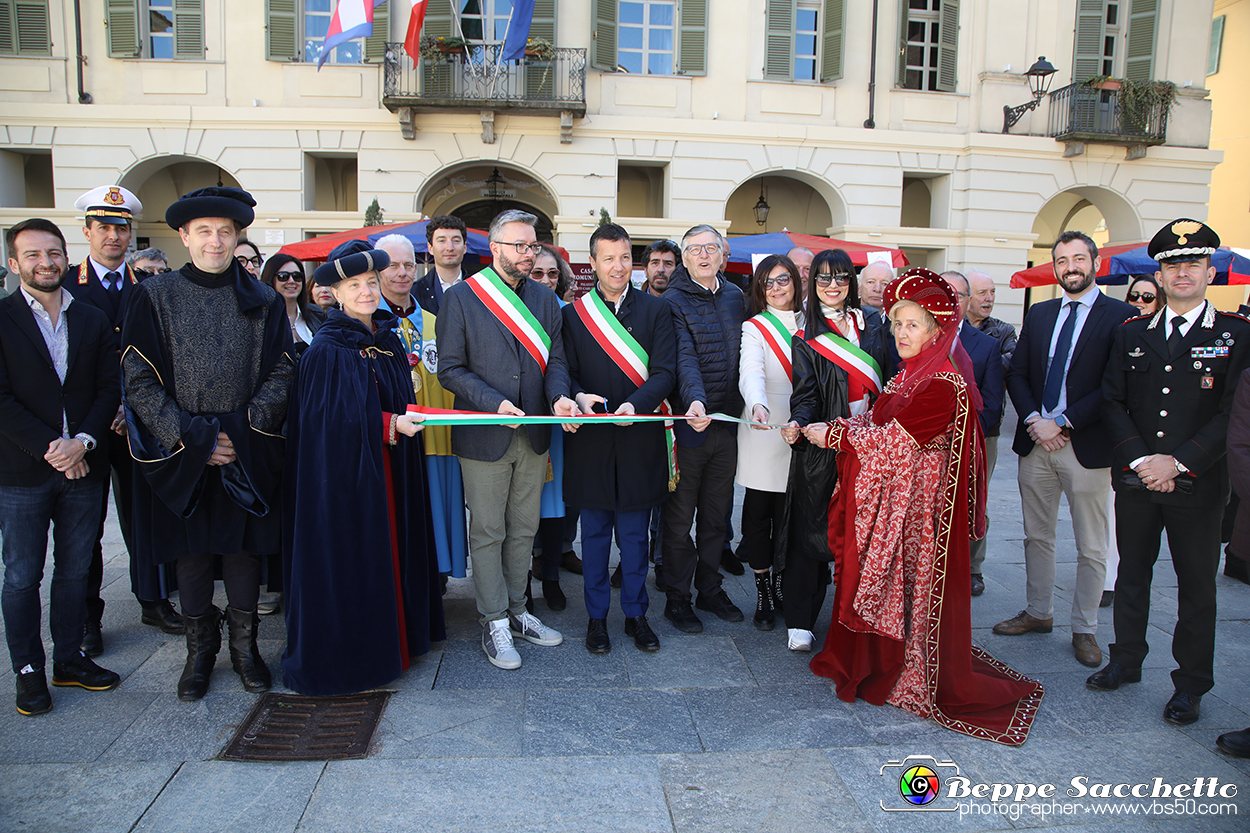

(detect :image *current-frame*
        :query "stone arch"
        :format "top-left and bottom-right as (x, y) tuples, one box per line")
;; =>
(418, 161), (559, 238)
(724, 170), (847, 236)
(1030, 185), (1143, 255)
(116, 154), (243, 262)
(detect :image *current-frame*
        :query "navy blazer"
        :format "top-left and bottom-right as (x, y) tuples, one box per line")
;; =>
(959, 323), (1005, 437)
(64, 260), (143, 356)
(1006, 291), (1137, 469)
(414, 268), (442, 315)
(0, 290), (119, 486)
(437, 273), (570, 462)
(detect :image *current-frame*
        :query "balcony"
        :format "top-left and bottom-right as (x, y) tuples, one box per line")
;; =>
(382, 42), (586, 142)
(1047, 82), (1168, 158)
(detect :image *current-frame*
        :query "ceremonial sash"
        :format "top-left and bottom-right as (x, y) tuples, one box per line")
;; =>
(747, 310), (794, 378)
(573, 288), (679, 490)
(809, 331), (883, 396)
(466, 267), (551, 372)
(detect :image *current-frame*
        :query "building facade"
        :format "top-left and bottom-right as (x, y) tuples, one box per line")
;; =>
(0, 0), (1222, 323)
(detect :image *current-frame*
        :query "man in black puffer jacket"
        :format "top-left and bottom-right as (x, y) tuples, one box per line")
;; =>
(661, 224), (747, 633)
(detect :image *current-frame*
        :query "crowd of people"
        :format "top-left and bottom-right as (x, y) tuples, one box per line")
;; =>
(3, 183), (1249, 754)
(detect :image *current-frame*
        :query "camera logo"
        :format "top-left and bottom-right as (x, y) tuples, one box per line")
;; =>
(880, 755), (960, 812)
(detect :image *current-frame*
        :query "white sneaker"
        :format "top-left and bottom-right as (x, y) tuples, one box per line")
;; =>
(787, 628), (814, 652)
(483, 619), (522, 669)
(509, 611), (563, 646)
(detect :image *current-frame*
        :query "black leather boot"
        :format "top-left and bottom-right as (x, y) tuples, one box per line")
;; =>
(177, 609), (221, 702)
(772, 570), (784, 615)
(226, 606), (272, 693)
(753, 570), (776, 631)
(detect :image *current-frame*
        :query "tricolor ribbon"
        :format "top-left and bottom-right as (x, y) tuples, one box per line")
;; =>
(406, 405), (773, 428)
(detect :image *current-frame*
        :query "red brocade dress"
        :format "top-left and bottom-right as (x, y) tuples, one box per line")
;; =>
(809, 365), (1044, 746)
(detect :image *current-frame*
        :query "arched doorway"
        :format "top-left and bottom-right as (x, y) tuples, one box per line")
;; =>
(119, 155), (243, 265)
(456, 199), (554, 240)
(420, 164), (557, 242)
(724, 173), (843, 237)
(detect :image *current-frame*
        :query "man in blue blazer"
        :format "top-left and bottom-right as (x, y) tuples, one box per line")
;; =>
(414, 215), (468, 315)
(997, 231), (1136, 670)
(437, 209), (577, 671)
(943, 271), (1005, 596)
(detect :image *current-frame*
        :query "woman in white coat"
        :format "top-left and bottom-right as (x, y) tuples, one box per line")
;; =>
(736, 255), (804, 630)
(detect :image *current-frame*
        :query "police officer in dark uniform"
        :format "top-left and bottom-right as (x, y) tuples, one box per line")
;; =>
(1088, 219), (1250, 728)
(67, 186), (183, 656)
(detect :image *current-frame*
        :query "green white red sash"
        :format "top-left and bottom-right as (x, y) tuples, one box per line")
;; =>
(747, 310), (794, 378)
(809, 331), (882, 395)
(573, 287), (679, 489)
(467, 267), (551, 372)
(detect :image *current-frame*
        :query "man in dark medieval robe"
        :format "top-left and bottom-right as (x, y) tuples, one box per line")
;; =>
(121, 186), (294, 702)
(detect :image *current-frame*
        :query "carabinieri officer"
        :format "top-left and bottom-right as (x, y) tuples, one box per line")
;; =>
(1090, 218), (1250, 728)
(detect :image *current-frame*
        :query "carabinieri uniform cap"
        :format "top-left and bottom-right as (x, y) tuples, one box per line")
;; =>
(1149, 218), (1220, 263)
(75, 185), (142, 226)
(165, 186), (257, 231)
(313, 239), (391, 286)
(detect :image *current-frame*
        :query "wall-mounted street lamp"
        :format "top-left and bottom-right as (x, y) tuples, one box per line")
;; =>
(1002, 57), (1058, 133)
(753, 180), (770, 226)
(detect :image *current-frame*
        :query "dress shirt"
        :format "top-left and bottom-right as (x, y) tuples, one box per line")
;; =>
(1038, 287), (1100, 421)
(1164, 301), (1205, 339)
(19, 286), (75, 436)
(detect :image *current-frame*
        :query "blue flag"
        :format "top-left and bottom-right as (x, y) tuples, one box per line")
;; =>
(500, 0), (536, 61)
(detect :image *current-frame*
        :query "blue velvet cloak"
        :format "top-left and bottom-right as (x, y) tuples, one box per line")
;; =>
(281, 309), (446, 697)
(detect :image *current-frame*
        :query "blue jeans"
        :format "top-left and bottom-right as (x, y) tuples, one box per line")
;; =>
(0, 476), (104, 671)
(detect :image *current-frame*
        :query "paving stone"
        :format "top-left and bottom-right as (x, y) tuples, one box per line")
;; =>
(0, 689), (157, 763)
(0, 762), (178, 833)
(433, 633), (630, 690)
(621, 635), (755, 689)
(659, 748), (869, 833)
(131, 760), (324, 833)
(525, 687), (702, 756)
(684, 683), (873, 751)
(121, 637), (285, 694)
(730, 628), (828, 687)
(98, 692), (258, 762)
(371, 689), (524, 758)
(301, 756), (673, 833)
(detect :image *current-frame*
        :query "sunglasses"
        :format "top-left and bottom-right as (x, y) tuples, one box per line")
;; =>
(1126, 291), (1156, 304)
(815, 272), (852, 287)
(530, 268), (561, 281)
(236, 255), (263, 268)
(132, 267), (172, 279)
(761, 275), (791, 289)
(276, 271), (303, 283)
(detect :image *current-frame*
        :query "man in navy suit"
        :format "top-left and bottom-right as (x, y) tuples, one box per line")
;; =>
(414, 215), (468, 315)
(997, 231), (1136, 669)
(943, 271), (1005, 596)
(65, 187), (182, 655)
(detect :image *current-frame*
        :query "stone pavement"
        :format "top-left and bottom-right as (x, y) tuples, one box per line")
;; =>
(3, 413), (1249, 832)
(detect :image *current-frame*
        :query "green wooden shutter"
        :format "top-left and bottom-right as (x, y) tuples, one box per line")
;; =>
(173, 0), (204, 59)
(590, 0), (616, 72)
(422, 0), (455, 96)
(1123, 0), (1157, 83)
(106, 0), (140, 58)
(763, 0), (794, 81)
(364, 0), (388, 62)
(1208, 15), (1225, 76)
(935, 0), (957, 91)
(524, 0), (558, 98)
(266, 0), (298, 61)
(0, 2), (12, 55)
(677, 0), (706, 76)
(1072, 0), (1104, 81)
(895, 0), (907, 86)
(13, 0), (48, 54)
(820, 0), (844, 82)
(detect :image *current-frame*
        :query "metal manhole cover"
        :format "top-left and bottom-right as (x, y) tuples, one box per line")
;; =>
(219, 691), (391, 762)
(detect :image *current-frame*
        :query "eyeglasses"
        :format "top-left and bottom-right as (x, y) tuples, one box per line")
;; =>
(236, 255), (263, 268)
(132, 267), (172, 279)
(684, 243), (721, 256)
(760, 275), (791, 289)
(1126, 291), (1157, 304)
(815, 272), (852, 287)
(500, 241), (543, 255)
(530, 268), (561, 281)
(276, 271), (303, 283)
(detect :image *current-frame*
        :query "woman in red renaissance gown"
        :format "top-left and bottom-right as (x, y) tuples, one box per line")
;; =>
(806, 269), (1044, 746)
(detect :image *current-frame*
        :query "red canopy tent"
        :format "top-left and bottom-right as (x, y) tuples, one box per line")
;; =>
(276, 222), (413, 261)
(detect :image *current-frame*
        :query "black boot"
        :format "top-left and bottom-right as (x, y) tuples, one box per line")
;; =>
(226, 606), (272, 693)
(177, 609), (221, 702)
(772, 571), (784, 615)
(753, 570), (776, 631)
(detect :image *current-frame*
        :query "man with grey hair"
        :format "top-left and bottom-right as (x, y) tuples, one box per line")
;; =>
(660, 224), (746, 632)
(127, 247), (171, 278)
(374, 233), (423, 353)
(786, 246), (814, 296)
(966, 269), (1017, 369)
(438, 209), (578, 669)
(858, 261), (893, 316)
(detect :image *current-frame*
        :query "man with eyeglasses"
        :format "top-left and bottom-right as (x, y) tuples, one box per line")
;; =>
(127, 247), (172, 279)
(415, 215), (468, 315)
(67, 186), (183, 651)
(660, 224), (747, 633)
(438, 209), (577, 670)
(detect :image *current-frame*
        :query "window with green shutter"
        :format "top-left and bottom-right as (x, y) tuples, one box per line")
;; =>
(524, 0), (558, 98)
(677, 0), (706, 76)
(897, 0), (956, 91)
(364, 0), (388, 62)
(1123, 0), (1156, 83)
(591, 0), (617, 72)
(763, 0), (795, 81)
(421, 0), (454, 96)
(764, 0), (842, 83)
(268, 0), (386, 64)
(106, 0), (203, 59)
(594, 0), (703, 76)
(1071, 0), (1106, 81)
(820, 0), (844, 82)
(0, 0), (50, 56)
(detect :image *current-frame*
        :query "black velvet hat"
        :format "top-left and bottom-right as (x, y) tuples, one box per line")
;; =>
(313, 239), (391, 286)
(1148, 218), (1220, 262)
(165, 186), (257, 230)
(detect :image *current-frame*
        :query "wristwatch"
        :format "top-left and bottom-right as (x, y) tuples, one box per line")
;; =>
(1175, 459), (1190, 474)
(73, 432), (97, 452)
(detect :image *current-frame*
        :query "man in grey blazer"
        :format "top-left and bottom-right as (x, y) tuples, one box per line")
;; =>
(438, 209), (578, 670)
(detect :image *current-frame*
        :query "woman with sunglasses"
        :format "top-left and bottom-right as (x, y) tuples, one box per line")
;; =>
(1126, 274), (1164, 317)
(736, 255), (804, 630)
(779, 249), (890, 652)
(261, 254), (323, 358)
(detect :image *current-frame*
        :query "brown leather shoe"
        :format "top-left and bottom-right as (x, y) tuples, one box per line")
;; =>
(1072, 633), (1102, 667)
(992, 610), (1053, 635)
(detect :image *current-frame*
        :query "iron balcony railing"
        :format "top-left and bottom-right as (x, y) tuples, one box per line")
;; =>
(1047, 81), (1167, 145)
(382, 42), (586, 115)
